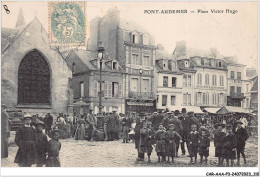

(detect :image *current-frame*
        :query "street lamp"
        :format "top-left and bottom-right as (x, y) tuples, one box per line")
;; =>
(97, 41), (105, 134)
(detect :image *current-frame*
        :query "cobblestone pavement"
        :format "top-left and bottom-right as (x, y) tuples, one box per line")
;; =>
(1, 132), (258, 167)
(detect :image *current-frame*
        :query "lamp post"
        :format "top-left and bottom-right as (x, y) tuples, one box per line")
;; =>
(97, 41), (105, 133)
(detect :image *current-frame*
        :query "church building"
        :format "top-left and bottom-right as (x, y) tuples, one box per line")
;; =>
(1, 9), (73, 116)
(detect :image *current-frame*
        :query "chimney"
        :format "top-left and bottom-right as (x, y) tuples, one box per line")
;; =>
(174, 40), (186, 56)
(15, 8), (25, 29)
(210, 48), (218, 58)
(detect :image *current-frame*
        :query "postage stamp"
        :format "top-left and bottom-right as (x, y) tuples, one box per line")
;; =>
(48, 1), (86, 47)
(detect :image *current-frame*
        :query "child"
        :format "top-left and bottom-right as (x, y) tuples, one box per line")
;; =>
(222, 124), (237, 167)
(14, 114), (37, 167)
(155, 124), (166, 163)
(214, 123), (226, 166)
(46, 129), (62, 167)
(198, 130), (210, 164)
(35, 121), (48, 167)
(235, 120), (249, 166)
(138, 122), (155, 163)
(188, 124), (200, 164)
(165, 124), (182, 163)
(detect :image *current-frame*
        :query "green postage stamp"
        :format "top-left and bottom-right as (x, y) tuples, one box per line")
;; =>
(49, 1), (86, 46)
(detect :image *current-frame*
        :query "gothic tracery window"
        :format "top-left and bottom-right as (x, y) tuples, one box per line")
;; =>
(18, 50), (51, 104)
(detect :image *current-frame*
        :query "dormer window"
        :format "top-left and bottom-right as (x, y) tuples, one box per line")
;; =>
(112, 62), (117, 70)
(218, 61), (222, 67)
(184, 61), (189, 67)
(204, 58), (208, 65)
(97, 61), (105, 69)
(132, 33), (139, 44)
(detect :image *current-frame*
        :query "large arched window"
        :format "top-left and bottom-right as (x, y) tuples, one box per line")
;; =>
(18, 50), (51, 104)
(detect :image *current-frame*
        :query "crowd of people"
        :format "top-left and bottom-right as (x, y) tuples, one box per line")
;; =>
(1, 104), (254, 167)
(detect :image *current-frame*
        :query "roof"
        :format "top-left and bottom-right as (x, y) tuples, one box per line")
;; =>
(203, 107), (221, 114)
(1, 28), (19, 52)
(250, 76), (258, 92)
(73, 50), (98, 71)
(217, 106), (249, 114)
(174, 47), (224, 59)
(156, 49), (174, 60)
(119, 18), (151, 35)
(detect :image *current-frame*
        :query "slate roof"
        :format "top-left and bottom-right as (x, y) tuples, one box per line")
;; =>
(119, 18), (151, 35)
(1, 28), (19, 52)
(250, 76), (258, 92)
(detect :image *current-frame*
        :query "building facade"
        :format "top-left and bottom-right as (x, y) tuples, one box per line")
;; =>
(224, 57), (246, 107)
(1, 12), (73, 117)
(87, 8), (157, 115)
(66, 50), (126, 115)
(155, 47), (183, 110)
(242, 75), (258, 111)
(173, 41), (228, 108)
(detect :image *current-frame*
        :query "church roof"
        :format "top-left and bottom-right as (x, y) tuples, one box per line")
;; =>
(1, 28), (19, 52)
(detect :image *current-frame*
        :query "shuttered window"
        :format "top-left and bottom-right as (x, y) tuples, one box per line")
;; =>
(119, 82), (122, 98)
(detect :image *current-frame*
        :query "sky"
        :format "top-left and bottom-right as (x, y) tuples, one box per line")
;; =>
(1, 1), (258, 69)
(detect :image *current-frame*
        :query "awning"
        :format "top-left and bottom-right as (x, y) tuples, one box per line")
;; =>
(169, 106), (204, 114)
(216, 106), (249, 114)
(203, 107), (221, 114)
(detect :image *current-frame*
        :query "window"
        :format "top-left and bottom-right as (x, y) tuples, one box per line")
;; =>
(203, 93), (207, 104)
(231, 71), (235, 79)
(237, 87), (241, 93)
(142, 79), (149, 93)
(209, 59), (212, 66)
(197, 74), (202, 85)
(143, 56), (149, 66)
(97, 81), (105, 97)
(162, 95), (167, 106)
(163, 76), (168, 87)
(212, 75), (217, 86)
(218, 61), (222, 67)
(172, 61), (176, 70)
(80, 82), (84, 98)
(132, 34), (139, 44)
(196, 92), (202, 104)
(230, 86), (235, 94)
(237, 72), (241, 80)
(205, 74), (210, 85)
(201, 58), (204, 65)
(132, 54), (139, 65)
(204, 59), (208, 65)
(183, 75), (191, 87)
(184, 61), (189, 67)
(72, 62), (76, 73)
(112, 82), (119, 97)
(112, 62), (117, 70)
(18, 50), (50, 104)
(94, 80), (98, 97)
(131, 78), (138, 92)
(246, 98), (249, 108)
(171, 96), (176, 106)
(172, 77), (177, 87)
(119, 82), (122, 98)
(183, 93), (191, 106)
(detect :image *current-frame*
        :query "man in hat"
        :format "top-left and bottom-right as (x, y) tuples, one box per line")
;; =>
(235, 120), (249, 166)
(14, 114), (37, 167)
(44, 113), (53, 135)
(35, 121), (48, 167)
(151, 110), (164, 131)
(169, 116), (183, 157)
(162, 112), (171, 131)
(222, 124), (237, 167)
(86, 109), (96, 141)
(1, 104), (10, 158)
(113, 110), (120, 140)
(188, 111), (200, 131)
(214, 123), (226, 166)
(179, 108), (191, 156)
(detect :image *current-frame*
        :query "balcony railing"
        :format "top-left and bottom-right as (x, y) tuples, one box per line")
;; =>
(129, 91), (154, 99)
(230, 92), (245, 99)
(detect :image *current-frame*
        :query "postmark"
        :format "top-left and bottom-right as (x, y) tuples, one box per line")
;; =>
(48, 1), (86, 47)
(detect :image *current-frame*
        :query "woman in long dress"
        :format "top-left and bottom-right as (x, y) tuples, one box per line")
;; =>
(74, 117), (86, 140)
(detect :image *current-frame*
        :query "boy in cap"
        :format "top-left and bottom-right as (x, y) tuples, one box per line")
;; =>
(14, 114), (37, 167)
(35, 121), (48, 167)
(155, 123), (166, 163)
(165, 124), (182, 163)
(198, 130), (210, 164)
(235, 120), (249, 166)
(187, 124), (200, 164)
(214, 123), (226, 166)
(222, 124), (237, 167)
(46, 129), (61, 167)
(138, 122), (155, 163)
